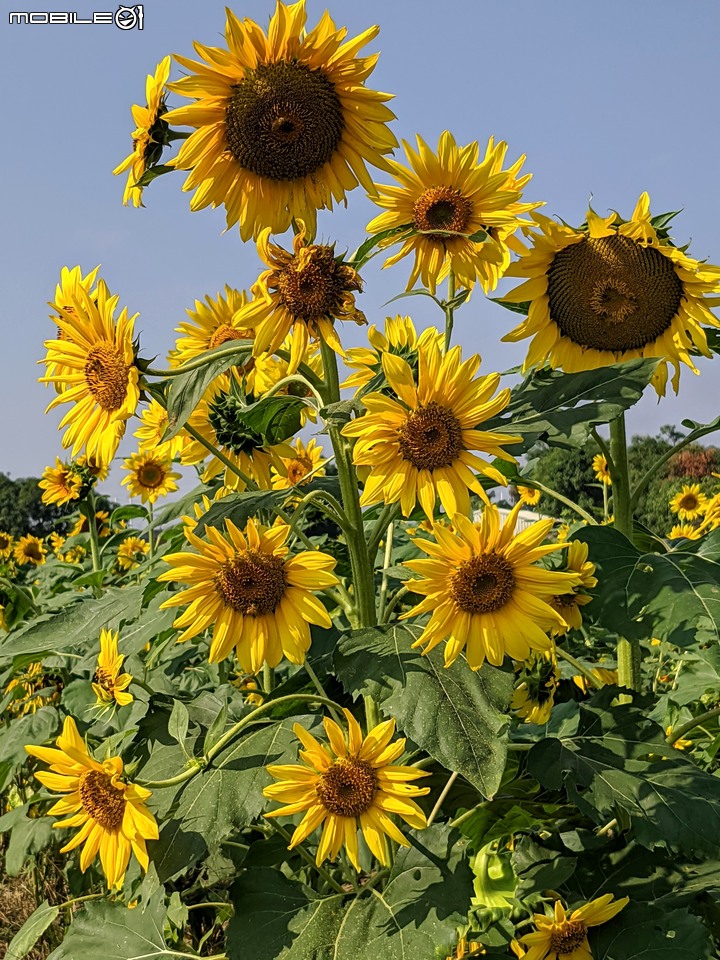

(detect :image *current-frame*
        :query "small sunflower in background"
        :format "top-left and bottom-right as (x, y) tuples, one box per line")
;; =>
(264, 709), (429, 871)
(0, 531), (14, 560)
(669, 483), (707, 521)
(71, 511), (111, 539)
(367, 131), (537, 295)
(91, 630), (133, 710)
(549, 540), (597, 636)
(14, 535), (47, 567)
(512, 651), (561, 725)
(134, 399), (187, 461)
(113, 56), (171, 207)
(39, 459), (83, 506)
(271, 438), (326, 489)
(517, 484), (542, 507)
(75, 454), (109, 483)
(25, 716), (158, 890)
(502, 193), (720, 396)
(5, 663), (62, 716)
(519, 894), (628, 960)
(667, 523), (702, 541)
(591, 453), (612, 486)
(48, 532), (66, 555)
(169, 286), (253, 367)
(122, 451), (180, 505)
(116, 536), (150, 572)
(342, 315), (443, 393)
(164, 1), (396, 239)
(572, 665), (618, 694)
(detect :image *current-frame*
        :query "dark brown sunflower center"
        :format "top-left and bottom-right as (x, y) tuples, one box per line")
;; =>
(277, 246), (358, 320)
(214, 550), (287, 615)
(225, 60), (345, 181)
(546, 234), (683, 352)
(397, 401), (464, 470)
(451, 552), (515, 613)
(413, 186), (472, 235)
(138, 463), (166, 489)
(679, 493), (699, 511)
(316, 758), (378, 817)
(549, 920), (588, 955)
(24, 542), (43, 561)
(0, 535), (11, 550)
(84, 340), (129, 412)
(286, 456), (313, 485)
(208, 324), (249, 349)
(79, 769), (126, 832)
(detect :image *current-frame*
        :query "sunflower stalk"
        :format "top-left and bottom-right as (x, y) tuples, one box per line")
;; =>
(377, 521), (395, 623)
(530, 481), (597, 524)
(443, 270), (457, 353)
(665, 705), (720, 745)
(80, 498), (103, 596)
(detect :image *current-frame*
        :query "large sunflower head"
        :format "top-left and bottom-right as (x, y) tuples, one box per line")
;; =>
(502, 194), (720, 396)
(341, 315), (444, 393)
(169, 286), (253, 368)
(14, 535), (47, 567)
(134, 399), (188, 460)
(39, 458), (83, 507)
(401, 504), (583, 669)
(158, 517), (337, 672)
(40, 280), (140, 467)
(342, 338), (518, 519)
(116, 535), (150, 571)
(519, 894), (628, 960)
(113, 56), (172, 207)
(0, 531), (15, 560)
(367, 132), (538, 295)
(121, 450), (180, 504)
(235, 226), (365, 374)
(45, 266), (100, 391)
(164, 1), (396, 240)
(25, 716), (158, 889)
(263, 709), (430, 871)
(92, 629), (133, 710)
(669, 482), (707, 521)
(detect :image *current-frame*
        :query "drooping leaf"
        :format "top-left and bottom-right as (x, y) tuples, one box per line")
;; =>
(6, 901), (60, 960)
(334, 624), (511, 797)
(197, 477), (343, 531)
(239, 394), (306, 445)
(0, 706), (60, 792)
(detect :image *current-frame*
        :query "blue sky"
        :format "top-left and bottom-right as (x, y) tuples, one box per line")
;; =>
(2, 0), (719, 502)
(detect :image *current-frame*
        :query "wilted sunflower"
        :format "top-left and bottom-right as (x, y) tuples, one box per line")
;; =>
(235, 226), (365, 374)
(402, 504), (581, 669)
(113, 56), (171, 207)
(669, 483), (707, 521)
(341, 315), (443, 392)
(0, 531), (14, 560)
(367, 132), (537, 295)
(45, 266), (100, 391)
(668, 523), (702, 541)
(39, 458), (83, 506)
(14, 535), (47, 567)
(264, 709), (429, 870)
(512, 651), (561, 725)
(591, 453), (612, 486)
(170, 286), (253, 367)
(40, 280), (140, 466)
(271, 438), (326, 489)
(70, 510), (111, 539)
(549, 540), (597, 636)
(134, 399), (188, 460)
(5, 663), (62, 716)
(121, 451), (180, 504)
(25, 716), (158, 890)
(517, 484), (541, 507)
(117, 536), (150, 571)
(503, 194), (720, 396)
(164, 1), (396, 239)
(91, 630), (133, 709)
(158, 517), (337, 672)
(519, 894), (628, 960)
(343, 339), (518, 519)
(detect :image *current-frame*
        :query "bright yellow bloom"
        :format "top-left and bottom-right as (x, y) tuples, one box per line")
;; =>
(402, 504), (581, 669)
(48, 532), (66, 554)
(235, 226), (365, 374)
(572, 666), (618, 694)
(669, 483), (707, 521)
(40, 280), (140, 466)
(342, 315), (443, 392)
(446, 936), (486, 959)
(668, 523), (702, 541)
(61, 545), (87, 565)
(5, 663), (62, 716)
(70, 511), (111, 539)
(76, 454), (109, 483)
(39, 459), (83, 506)
(121, 451), (180, 504)
(231, 674), (265, 708)
(343, 338), (517, 519)
(25, 717), (158, 889)
(512, 651), (561, 725)
(549, 540), (597, 636)
(45, 266), (100, 390)
(264, 709), (429, 870)
(665, 725), (693, 751)
(271, 438), (326, 489)
(116, 536), (150, 572)
(502, 194), (720, 396)
(134, 399), (188, 460)
(0, 530), (14, 560)
(591, 454), (612, 486)
(367, 131), (537, 295)
(158, 518), (338, 673)
(14, 535), (47, 567)
(170, 286), (253, 367)
(517, 485), (541, 507)
(92, 630), (133, 709)
(112, 56), (171, 207)
(164, 1), (396, 240)
(519, 894), (628, 960)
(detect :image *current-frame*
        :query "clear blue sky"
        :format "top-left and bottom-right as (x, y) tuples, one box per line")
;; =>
(2, 0), (719, 502)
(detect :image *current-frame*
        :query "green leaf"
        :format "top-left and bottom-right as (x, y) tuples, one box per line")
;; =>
(334, 624), (511, 797)
(110, 505), (149, 524)
(0, 707), (59, 792)
(197, 477), (342, 530)
(226, 826), (473, 960)
(591, 901), (712, 960)
(347, 224), (412, 269)
(490, 296), (530, 316)
(132, 163), (175, 188)
(572, 527), (645, 640)
(6, 900), (60, 960)
(0, 805), (54, 876)
(167, 699), (190, 746)
(239, 394), (306, 445)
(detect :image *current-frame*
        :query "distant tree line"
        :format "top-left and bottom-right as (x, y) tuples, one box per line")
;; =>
(0, 472), (115, 537)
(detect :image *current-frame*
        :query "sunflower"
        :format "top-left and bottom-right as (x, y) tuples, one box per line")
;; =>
(263, 709), (429, 870)
(341, 315), (444, 392)
(235, 226), (365, 374)
(271, 438), (326, 489)
(117, 536), (150, 571)
(572, 666), (618, 694)
(164, 1), (396, 240)
(367, 132), (537, 295)
(502, 195), (720, 396)
(231, 674), (265, 708)
(39, 459), (83, 506)
(549, 540), (597, 636)
(519, 894), (628, 960)
(158, 517), (337, 672)
(669, 483), (707, 521)
(40, 280), (140, 466)
(134, 400), (187, 460)
(25, 716), (158, 889)
(517, 484), (541, 507)
(121, 451), (180, 504)
(667, 523), (702, 541)
(591, 454), (612, 486)
(14, 535), (47, 567)
(512, 651), (561, 725)
(5, 663), (62, 716)
(342, 339), (518, 519)
(91, 630), (133, 709)
(666, 726), (693, 751)
(45, 266), (101, 391)
(446, 937), (486, 959)
(401, 504), (581, 669)
(75, 454), (110, 483)
(48, 532), (66, 554)
(70, 510), (111, 539)
(113, 56), (171, 207)
(0, 531), (14, 560)
(170, 286), (253, 367)
(62, 545), (87, 565)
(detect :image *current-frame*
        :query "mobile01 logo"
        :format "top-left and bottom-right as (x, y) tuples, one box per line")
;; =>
(8, 4), (144, 28)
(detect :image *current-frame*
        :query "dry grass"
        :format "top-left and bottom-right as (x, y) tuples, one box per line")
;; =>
(0, 851), (68, 959)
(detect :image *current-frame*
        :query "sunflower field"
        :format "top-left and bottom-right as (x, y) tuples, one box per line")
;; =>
(3, 3), (720, 959)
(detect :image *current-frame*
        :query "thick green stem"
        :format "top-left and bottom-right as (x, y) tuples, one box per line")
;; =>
(80, 499), (103, 596)
(262, 663), (275, 695)
(666, 705), (720, 745)
(443, 271), (456, 353)
(142, 343), (251, 378)
(147, 501), (155, 556)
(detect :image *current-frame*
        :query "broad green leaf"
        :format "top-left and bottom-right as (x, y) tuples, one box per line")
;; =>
(239, 394), (306, 444)
(572, 527), (645, 640)
(591, 901), (712, 960)
(6, 900), (59, 960)
(132, 163), (175, 188)
(0, 804), (54, 875)
(197, 477), (342, 530)
(110, 505), (149, 524)
(0, 706), (59, 792)
(167, 699), (189, 746)
(347, 223), (411, 269)
(226, 826), (472, 960)
(334, 624), (512, 797)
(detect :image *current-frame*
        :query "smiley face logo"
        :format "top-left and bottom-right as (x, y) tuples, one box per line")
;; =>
(114, 4), (144, 30)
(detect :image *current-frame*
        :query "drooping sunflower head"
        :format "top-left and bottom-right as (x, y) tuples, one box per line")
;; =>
(0, 531), (14, 560)
(116, 535), (150, 571)
(520, 894), (628, 960)
(342, 315), (444, 393)
(170, 286), (253, 368)
(121, 450), (180, 504)
(14, 535), (47, 567)
(517, 484), (542, 507)
(669, 482), (707, 521)
(367, 132), (538, 295)
(113, 56), (172, 207)
(271, 438), (326, 490)
(92, 629), (133, 710)
(164, 1), (396, 239)
(75, 454), (110, 483)
(39, 458), (84, 507)
(512, 650), (561, 726)
(503, 194), (720, 396)
(592, 453), (612, 486)
(134, 398), (188, 460)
